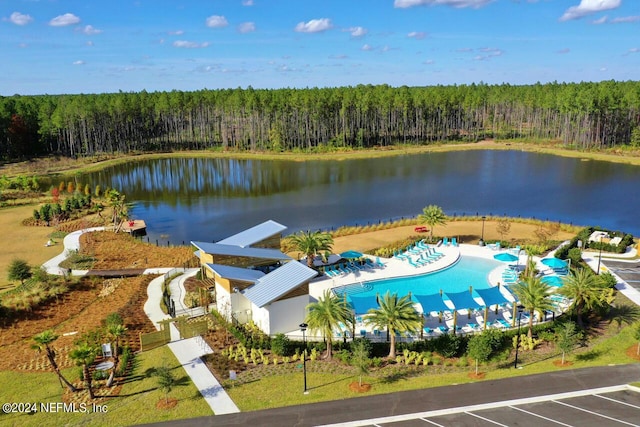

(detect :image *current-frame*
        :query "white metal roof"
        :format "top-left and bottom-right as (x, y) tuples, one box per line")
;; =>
(242, 261), (318, 308)
(205, 264), (265, 283)
(217, 220), (287, 248)
(190, 242), (292, 260)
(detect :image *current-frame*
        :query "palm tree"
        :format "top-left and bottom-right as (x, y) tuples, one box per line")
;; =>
(365, 292), (422, 358)
(32, 330), (77, 392)
(289, 230), (334, 268)
(418, 205), (447, 242)
(105, 323), (127, 387)
(69, 343), (97, 399)
(305, 290), (352, 360)
(510, 276), (554, 338)
(560, 268), (612, 328)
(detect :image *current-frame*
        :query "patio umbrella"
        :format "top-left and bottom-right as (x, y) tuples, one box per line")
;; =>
(340, 250), (363, 259)
(541, 258), (567, 268)
(493, 252), (519, 262)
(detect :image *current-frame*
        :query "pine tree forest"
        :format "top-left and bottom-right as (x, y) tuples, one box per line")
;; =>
(1, 81), (640, 161)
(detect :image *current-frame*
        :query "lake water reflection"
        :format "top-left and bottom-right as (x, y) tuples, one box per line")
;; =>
(78, 150), (640, 244)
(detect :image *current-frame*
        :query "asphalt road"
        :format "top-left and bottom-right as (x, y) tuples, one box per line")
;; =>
(143, 364), (640, 427)
(603, 259), (640, 294)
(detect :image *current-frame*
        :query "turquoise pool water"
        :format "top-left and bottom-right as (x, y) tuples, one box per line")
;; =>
(340, 256), (503, 299)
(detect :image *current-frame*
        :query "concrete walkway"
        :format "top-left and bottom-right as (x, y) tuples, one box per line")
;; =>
(145, 274), (240, 414)
(42, 227), (240, 415)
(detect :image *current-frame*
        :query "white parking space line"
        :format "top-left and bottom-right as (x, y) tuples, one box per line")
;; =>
(594, 393), (640, 410)
(318, 385), (631, 427)
(420, 418), (446, 426)
(510, 405), (576, 426)
(552, 400), (640, 426)
(465, 412), (509, 426)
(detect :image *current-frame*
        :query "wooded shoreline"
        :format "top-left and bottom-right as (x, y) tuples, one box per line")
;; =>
(2, 81), (640, 163)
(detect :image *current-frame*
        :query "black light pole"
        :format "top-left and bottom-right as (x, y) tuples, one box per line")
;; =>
(299, 322), (308, 394)
(479, 216), (486, 246)
(514, 304), (524, 369)
(597, 237), (603, 274)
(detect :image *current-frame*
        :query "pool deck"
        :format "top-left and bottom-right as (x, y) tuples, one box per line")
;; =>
(304, 243), (563, 341)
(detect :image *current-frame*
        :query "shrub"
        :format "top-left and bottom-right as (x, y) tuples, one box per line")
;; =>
(568, 248), (583, 266)
(270, 333), (291, 356)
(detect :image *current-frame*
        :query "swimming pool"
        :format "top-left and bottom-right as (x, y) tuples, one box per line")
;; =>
(338, 256), (503, 299)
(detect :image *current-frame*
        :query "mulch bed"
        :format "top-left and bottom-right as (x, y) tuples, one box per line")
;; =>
(349, 382), (371, 393)
(156, 398), (178, 410)
(626, 345), (640, 361)
(552, 360), (574, 367)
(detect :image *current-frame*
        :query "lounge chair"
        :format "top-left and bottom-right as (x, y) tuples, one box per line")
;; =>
(423, 327), (433, 335)
(408, 258), (420, 268)
(443, 237), (449, 246)
(438, 325), (450, 333)
(360, 329), (367, 337)
(451, 237), (458, 247)
(375, 257), (384, 267)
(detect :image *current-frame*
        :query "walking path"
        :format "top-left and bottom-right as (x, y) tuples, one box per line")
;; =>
(42, 228), (240, 415)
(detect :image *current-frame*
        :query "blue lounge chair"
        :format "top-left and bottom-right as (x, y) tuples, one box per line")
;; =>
(408, 258), (420, 268)
(438, 325), (450, 333)
(375, 257), (384, 267)
(423, 327), (433, 335)
(452, 237), (458, 247)
(443, 237), (449, 246)
(498, 319), (512, 328)
(360, 329), (367, 337)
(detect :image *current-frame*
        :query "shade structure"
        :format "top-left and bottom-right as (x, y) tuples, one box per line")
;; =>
(348, 295), (380, 314)
(493, 252), (519, 262)
(541, 275), (564, 287)
(475, 286), (512, 307)
(444, 290), (482, 311)
(541, 257), (568, 268)
(340, 250), (363, 259)
(414, 293), (450, 314)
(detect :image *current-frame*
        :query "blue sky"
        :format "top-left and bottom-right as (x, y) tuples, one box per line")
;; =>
(1, 0), (639, 95)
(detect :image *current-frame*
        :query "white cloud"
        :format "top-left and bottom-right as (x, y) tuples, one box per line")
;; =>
(238, 22), (255, 33)
(361, 44), (374, 51)
(8, 11), (33, 25)
(242, 0), (254, 5)
(625, 47), (639, 56)
(206, 15), (228, 28)
(423, 59), (435, 64)
(557, 48), (571, 54)
(592, 15), (608, 24)
(394, 0), (493, 9)
(407, 31), (427, 39)
(81, 25), (102, 35)
(73, 60), (85, 65)
(347, 26), (367, 37)
(559, 0), (621, 22)
(173, 40), (210, 48)
(611, 15), (640, 23)
(294, 18), (332, 33)
(168, 30), (184, 35)
(49, 13), (80, 27)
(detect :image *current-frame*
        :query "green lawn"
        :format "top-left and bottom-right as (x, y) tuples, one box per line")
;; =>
(227, 320), (640, 411)
(0, 346), (212, 427)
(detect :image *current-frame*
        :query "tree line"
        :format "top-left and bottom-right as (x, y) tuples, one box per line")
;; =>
(1, 80), (640, 161)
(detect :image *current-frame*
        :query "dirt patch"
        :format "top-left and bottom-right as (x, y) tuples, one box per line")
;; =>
(626, 345), (640, 361)
(156, 398), (178, 410)
(349, 382), (371, 393)
(552, 360), (574, 367)
(468, 372), (486, 379)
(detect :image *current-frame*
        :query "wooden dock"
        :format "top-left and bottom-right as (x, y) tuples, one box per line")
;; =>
(120, 219), (147, 235)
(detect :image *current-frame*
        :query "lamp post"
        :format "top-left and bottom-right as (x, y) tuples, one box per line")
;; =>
(597, 235), (603, 274)
(479, 216), (486, 246)
(514, 305), (524, 369)
(299, 322), (308, 394)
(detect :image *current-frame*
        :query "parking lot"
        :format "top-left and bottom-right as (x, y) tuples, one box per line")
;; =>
(330, 386), (640, 427)
(604, 260), (640, 294)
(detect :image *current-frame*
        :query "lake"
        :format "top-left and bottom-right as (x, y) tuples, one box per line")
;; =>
(76, 150), (639, 244)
